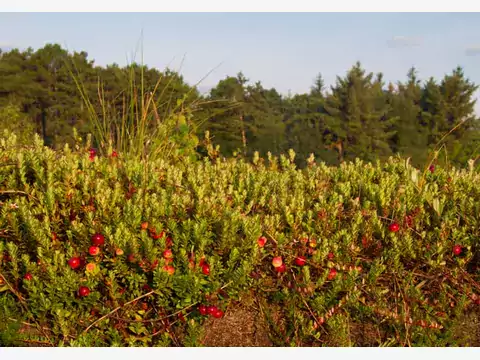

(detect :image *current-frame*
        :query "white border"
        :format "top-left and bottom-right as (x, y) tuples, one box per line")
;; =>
(1, 0), (480, 12)
(2, 0), (480, 358)
(1, 348), (480, 359)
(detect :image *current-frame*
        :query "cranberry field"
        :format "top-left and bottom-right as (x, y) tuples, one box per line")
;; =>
(0, 131), (479, 346)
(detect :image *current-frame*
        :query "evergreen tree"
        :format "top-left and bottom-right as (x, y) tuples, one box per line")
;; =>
(388, 67), (428, 165)
(322, 62), (397, 163)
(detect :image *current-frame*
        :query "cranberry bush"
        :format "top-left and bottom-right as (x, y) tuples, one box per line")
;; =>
(0, 131), (479, 346)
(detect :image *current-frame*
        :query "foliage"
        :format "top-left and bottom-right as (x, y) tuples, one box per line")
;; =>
(1, 130), (479, 346)
(1, 44), (479, 170)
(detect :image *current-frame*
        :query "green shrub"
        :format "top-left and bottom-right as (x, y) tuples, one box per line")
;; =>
(0, 104), (37, 146)
(0, 131), (479, 346)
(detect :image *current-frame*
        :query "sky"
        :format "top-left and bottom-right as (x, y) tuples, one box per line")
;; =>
(1, 12), (480, 112)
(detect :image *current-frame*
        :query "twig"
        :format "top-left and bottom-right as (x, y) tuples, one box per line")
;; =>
(0, 272), (53, 345)
(394, 275), (411, 347)
(0, 190), (30, 196)
(17, 338), (53, 346)
(83, 290), (155, 333)
(265, 231), (279, 246)
(0, 272), (26, 302)
(112, 302), (198, 323)
(292, 272), (328, 337)
(0, 190), (39, 202)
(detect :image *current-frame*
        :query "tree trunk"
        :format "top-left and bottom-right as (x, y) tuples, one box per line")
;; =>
(240, 114), (247, 155)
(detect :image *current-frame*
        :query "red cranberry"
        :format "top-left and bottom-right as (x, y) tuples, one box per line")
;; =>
(92, 233), (105, 246)
(453, 245), (463, 256)
(202, 263), (210, 275)
(199, 305), (208, 316)
(68, 257), (81, 270)
(327, 252), (334, 260)
(294, 256), (307, 266)
(275, 263), (287, 273)
(78, 286), (90, 297)
(91, 233), (105, 246)
(163, 265), (175, 275)
(207, 305), (218, 315)
(212, 309), (224, 319)
(88, 246), (100, 256)
(163, 249), (173, 259)
(257, 236), (267, 247)
(23, 273), (33, 281)
(389, 222), (400, 233)
(327, 268), (337, 280)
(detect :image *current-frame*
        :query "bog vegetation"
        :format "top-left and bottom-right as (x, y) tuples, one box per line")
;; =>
(0, 44), (479, 347)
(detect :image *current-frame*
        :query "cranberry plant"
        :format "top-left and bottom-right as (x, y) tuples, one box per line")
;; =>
(0, 130), (479, 346)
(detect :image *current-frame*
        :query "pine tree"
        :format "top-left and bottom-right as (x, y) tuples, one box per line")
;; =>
(388, 67), (428, 165)
(322, 62), (397, 163)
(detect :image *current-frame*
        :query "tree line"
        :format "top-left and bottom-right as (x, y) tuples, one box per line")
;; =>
(1, 44), (479, 168)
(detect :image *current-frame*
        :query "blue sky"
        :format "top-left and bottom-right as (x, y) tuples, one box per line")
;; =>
(1, 13), (480, 111)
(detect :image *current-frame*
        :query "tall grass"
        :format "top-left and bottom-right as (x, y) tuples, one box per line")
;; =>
(68, 61), (193, 163)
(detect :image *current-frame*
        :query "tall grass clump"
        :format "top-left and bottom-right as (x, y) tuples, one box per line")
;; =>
(67, 50), (208, 166)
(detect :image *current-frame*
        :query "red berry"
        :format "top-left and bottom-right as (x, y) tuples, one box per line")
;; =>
(111, 150), (118, 158)
(207, 305), (218, 315)
(275, 263), (287, 273)
(202, 263), (210, 275)
(453, 245), (462, 256)
(212, 309), (224, 319)
(165, 236), (172, 247)
(327, 268), (337, 280)
(429, 164), (435, 173)
(91, 233), (105, 246)
(141, 222), (149, 230)
(163, 265), (175, 275)
(257, 236), (267, 247)
(199, 305), (208, 315)
(78, 286), (90, 297)
(163, 249), (173, 259)
(23, 273), (33, 281)
(294, 256), (307, 266)
(389, 222), (400, 233)
(68, 257), (81, 270)
(327, 252), (334, 260)
(88, 246), (100, 256)
(272, 256), (283, 268)
(128, 254), (136, 263)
